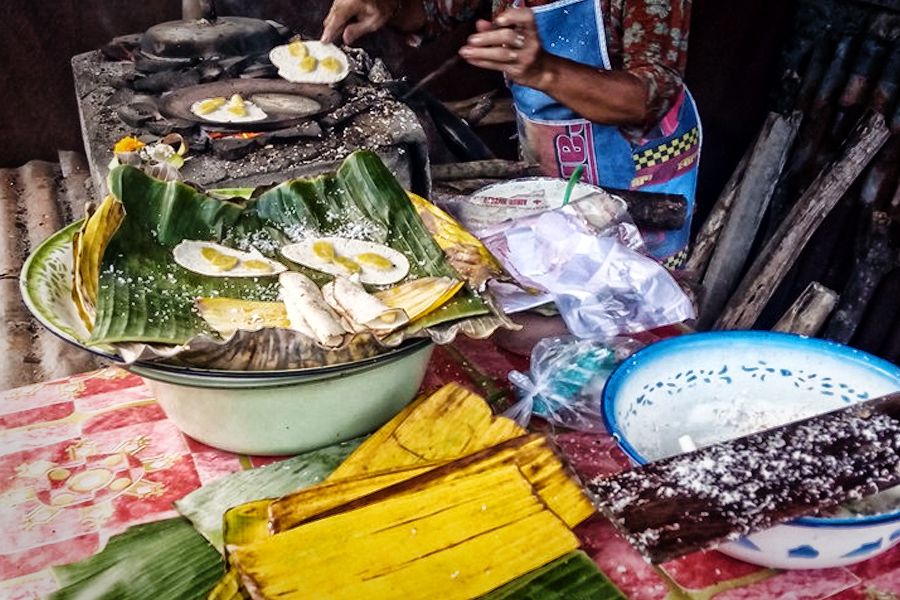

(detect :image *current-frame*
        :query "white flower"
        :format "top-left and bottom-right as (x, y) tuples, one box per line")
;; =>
(140, 143), (175, 164)
(623, 23), (645, 46)
(645, 0), (671, 18)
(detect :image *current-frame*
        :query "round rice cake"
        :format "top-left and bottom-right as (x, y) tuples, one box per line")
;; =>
(190, 94), (267, 123)
(269, 41), (350, 85)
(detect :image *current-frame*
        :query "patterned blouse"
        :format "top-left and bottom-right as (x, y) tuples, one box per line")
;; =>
(422, 0), (692, 132)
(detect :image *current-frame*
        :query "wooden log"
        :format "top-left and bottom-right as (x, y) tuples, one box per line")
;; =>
(768, 36), (856, 236)
(0, 168), (39, 390)
(852, 267), (900, 354)
(683, 118), (758, 277)
(771, 281), (839, 336)
(58, 150), (93, 221)
(431, 160), (539, 181)
(19, 161), (101, 381)
(830, 38), (888, 149)
(823, 210), (898, 343)
(697, 112), (802, 329)
(714, 111), (890, 331)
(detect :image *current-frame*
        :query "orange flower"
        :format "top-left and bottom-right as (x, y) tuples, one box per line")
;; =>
(113, 136), (145, 154)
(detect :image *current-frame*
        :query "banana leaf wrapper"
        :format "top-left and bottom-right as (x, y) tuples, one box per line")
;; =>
(49, 518), (223, 600)
(174, 439), (360, 552)
(230, 465), (580, 600)
(80, 151), (510, 368)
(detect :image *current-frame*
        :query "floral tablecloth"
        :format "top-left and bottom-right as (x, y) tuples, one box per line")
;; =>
(0, 338), (897, 599)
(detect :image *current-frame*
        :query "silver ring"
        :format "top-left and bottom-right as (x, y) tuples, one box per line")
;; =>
(513, 33), (526, 48)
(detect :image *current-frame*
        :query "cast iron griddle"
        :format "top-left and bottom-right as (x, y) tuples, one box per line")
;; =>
(160, 79), (342, 131)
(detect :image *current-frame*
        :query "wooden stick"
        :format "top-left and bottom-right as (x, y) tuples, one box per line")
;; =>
(697, 112), (801, 328)
(823, 210), (898, 343)
(431, 160), (539, 181)
(714, 111), (890, 331)
(683, 115), (760, 276)
(771, 281), (839, 336)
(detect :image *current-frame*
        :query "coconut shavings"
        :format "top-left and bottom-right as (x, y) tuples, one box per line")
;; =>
(588, 395), (900, 564)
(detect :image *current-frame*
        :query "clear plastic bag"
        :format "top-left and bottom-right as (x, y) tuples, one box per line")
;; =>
(504, 336), (643, 432)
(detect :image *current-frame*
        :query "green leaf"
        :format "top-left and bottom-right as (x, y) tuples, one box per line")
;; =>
(480, 551), (626, 600)
(49, 518), (223, 600)
(89, 151), (490, 347)
(175, 439), (361, 552)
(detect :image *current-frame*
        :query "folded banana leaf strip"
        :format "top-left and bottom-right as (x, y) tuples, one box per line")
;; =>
(86, 151), (498, 363)
(49, 518), (223, 600)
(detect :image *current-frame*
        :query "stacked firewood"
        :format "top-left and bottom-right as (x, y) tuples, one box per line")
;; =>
(689, 0), (900, 364)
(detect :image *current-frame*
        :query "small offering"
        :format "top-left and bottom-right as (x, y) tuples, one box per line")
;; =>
(588, 393), (900, 564)
(270, 40), (350, 84)
(281, 237), (410, 285)
(190, 93), (267, 123)
(173, 241), (287, 277)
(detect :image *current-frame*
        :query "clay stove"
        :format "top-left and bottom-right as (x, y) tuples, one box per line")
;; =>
(71, 3), (429, 196)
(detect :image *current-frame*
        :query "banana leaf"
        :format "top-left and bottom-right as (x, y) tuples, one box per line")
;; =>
(88, 151), (494, 350)
(480, 551), (626, 600)
(49, 518), (223, 600)
(175, 439), (360, 552)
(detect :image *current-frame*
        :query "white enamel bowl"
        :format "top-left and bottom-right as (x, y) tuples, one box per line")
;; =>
(20, 220), (434, 455)
(601, 331), (900, 569)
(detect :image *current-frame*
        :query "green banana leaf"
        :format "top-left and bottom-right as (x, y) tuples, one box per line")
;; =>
(175, 439), (361, 552)
(89, 151), (491, 347)
(480, 551), (626, 600)
(49, 518), (223, 600)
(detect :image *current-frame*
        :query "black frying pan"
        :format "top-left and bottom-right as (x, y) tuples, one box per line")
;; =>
(159, 79), (342, 131)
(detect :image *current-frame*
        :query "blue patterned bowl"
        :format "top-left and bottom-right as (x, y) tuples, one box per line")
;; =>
(602, 331), (900, 569)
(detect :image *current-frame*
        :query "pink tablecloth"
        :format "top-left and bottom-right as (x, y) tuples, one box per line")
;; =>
(0, 338), (897, 599)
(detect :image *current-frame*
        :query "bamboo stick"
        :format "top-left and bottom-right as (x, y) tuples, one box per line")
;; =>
(697, 112), (801, 329)
(771, 281), (839, 336)
(714, 111), (890, 331)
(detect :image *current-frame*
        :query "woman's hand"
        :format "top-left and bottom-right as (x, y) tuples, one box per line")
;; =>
(321, 0), (400, 45)
(459, 8), (556, 90)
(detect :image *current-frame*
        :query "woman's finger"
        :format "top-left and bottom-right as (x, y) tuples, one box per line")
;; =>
(321, 2), (356, 43)
(474, 19), (495, 33)
(494, 7), (536, 29)
(466, 27), (521, 48)
(460, 45), (521, 63)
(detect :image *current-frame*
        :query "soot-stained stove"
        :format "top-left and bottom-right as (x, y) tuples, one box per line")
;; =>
(71, 12), (428, 196)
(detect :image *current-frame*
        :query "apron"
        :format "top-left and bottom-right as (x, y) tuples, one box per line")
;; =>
(510, 0), (702, 262)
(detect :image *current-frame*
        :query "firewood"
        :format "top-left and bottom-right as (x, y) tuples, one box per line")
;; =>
(698, 112), (801, 328)
(771, 281), (839, 336)
(852, 267), (900, 354)
(430, 160), (539, 181)
(684, 118), (757, 277)
(714, 111), (890, 331)
(823, 210), (898, 343)
(603, 189), (687, 230)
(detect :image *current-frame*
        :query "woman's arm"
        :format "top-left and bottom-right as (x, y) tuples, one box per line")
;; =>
(460, 6), (680, 127)
(321, 0), (427, 44)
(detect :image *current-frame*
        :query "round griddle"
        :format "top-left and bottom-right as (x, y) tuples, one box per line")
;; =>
(159, 79), (342, 131)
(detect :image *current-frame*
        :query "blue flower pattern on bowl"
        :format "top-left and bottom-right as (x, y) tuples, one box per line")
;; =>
(629, 362), (873, 418)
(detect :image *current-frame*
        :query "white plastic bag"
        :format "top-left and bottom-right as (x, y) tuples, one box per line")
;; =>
(504, 336), (642, 432)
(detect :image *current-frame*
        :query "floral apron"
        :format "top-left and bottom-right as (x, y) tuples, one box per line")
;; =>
(510, 0), (701, 262)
